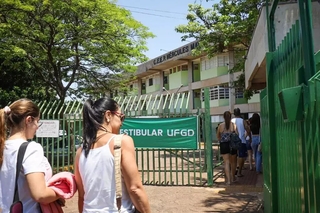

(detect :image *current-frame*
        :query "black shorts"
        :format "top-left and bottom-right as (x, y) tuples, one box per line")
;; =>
(220, 142), (237, 155)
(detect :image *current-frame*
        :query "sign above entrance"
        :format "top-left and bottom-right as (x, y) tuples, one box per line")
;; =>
(120, 117), (198, 149)
(153, 41), (199, 66)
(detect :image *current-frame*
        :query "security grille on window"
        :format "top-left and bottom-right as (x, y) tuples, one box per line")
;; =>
(193, 64), (199, 70)
(218, 55), (229, 67)
(201, 85), (230, 101)
(142, 83), (146, 90)
(236, 88), (244, 98)
(149, 78), (153, 86)
(182, 65), (188, 70)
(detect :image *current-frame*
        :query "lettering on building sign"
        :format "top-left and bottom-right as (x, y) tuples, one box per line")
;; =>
(153, 41), (199, 65)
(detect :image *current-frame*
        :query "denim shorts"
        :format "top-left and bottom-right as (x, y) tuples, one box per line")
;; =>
(238, 143), (248, 158)
(246, 140), (252, 150)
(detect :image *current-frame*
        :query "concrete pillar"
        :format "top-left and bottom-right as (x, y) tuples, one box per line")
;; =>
(137, 78), (142, 96)
(159, 71), (164, 95)
(188, 60), (194, 111)
(228, 50), (236, 113)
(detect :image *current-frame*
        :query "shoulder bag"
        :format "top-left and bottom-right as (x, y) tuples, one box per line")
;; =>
(10, 142), (30, 213)
(114, 135), (140, 213)
(229, 123), (242, 150)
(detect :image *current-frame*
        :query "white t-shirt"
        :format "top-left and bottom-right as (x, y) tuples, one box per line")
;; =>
(0, 139), (52, 213)
(231, 117), (246, 144)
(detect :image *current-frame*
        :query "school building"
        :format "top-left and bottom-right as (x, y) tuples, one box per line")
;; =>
(112, 41), (260, 136)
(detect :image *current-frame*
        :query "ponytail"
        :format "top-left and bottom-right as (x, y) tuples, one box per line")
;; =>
(83, 100), (98, 157)
(82, 98), (118, 157)
(0, 108), (6, 167)
(223, 111), (232, 131)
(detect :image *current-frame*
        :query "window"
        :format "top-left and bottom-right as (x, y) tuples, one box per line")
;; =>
(142, 83), (146, 90)
(173, 67), (176, 73)
(182, 65), (188, 70)
(219, 85), (229, 99)
(149, 78), (153, 86)
(130, 85), (133, 91)
(218, 55), (229, 67)
(163, 76), (168, 84)
(170, 69), (172, 74)
(177, 66), (181, 71)
(193, 64), (199, 70)
(236, 88), (244, 98)
(201, 85), (230, 101)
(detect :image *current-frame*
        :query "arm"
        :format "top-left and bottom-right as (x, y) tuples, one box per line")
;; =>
(26, 173), (60, 204)
(244, 120), (252, 143)
(233, 123), (239, 135)
(216, 124), (222, 141)
(121, 135), (151, 213)
(75, 147), (85, 213)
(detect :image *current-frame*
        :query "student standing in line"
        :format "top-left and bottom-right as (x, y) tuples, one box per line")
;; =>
(217, 111), (239, 185)
(231, 108), (252, 177)
(0, 99), (62, 213)
(250, 113), (262, 174)
(75, 98), (151, 213)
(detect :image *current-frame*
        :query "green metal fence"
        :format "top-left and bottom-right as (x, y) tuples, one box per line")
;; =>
(31, 90), (220, 186)
(262, 1), (320, 212)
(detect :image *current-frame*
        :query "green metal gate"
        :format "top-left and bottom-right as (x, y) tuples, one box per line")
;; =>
(115, 90), (218, 186)
(262, 1), (320, 212)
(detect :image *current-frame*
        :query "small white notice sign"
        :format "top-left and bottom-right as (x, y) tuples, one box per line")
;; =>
(36, 120), (59, 138)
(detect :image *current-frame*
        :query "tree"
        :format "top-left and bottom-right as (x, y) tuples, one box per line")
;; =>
(0, 57), (56, 108)
(175, 0), (263, 98)
(0, 0), (154, 104)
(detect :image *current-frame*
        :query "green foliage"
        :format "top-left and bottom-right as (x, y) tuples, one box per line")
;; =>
(0, 0), (154, 102)
(0, 58), (56, 107)
(175, 0), (263, 99)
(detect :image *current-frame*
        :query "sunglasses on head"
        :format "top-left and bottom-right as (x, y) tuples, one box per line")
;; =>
(111, 111), (125, 122)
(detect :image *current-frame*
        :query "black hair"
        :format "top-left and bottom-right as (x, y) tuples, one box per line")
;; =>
(82, 97), (118, 157)
(250, 113), (261, 131)
(234, 108), (241, 116)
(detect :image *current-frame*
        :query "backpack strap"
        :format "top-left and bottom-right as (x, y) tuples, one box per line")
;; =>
(13, 142), (30, 203)
(114, 134), (124, 212)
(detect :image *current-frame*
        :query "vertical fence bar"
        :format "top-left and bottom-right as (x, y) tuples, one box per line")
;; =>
(204, 88), (213, 186)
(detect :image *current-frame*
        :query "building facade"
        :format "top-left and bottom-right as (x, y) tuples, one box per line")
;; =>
(114, 41), (260, 139)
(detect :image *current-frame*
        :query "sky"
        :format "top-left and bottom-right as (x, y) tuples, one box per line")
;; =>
(116, 0), (219, 61)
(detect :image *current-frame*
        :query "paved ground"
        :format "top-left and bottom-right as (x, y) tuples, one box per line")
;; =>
(63, 185), (263, 213)
(63, 163), (264, 213)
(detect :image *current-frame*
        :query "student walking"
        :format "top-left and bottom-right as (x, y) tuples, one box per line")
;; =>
(250, 113), (262, 174)
(75, 98), (151, 213)
(231, 108), (252, 177)
(217, 111), (238, 185)
(0, 99), (62, 213)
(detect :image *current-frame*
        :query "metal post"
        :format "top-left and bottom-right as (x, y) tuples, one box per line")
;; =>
(266, 52), (278, 213)
(298, 0), (316, 83)
(204, 88), (213, 186)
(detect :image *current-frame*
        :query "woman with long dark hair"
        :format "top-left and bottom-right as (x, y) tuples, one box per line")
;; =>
(0, 99), (62, 213)
(250, 113), (262, 174)
(217, 111), (239, 185)
(75, 98), (150, 213)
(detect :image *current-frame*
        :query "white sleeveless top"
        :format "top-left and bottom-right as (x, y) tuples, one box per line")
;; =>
(79, 135), (135, 213)
(231, 118), (246, 144)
